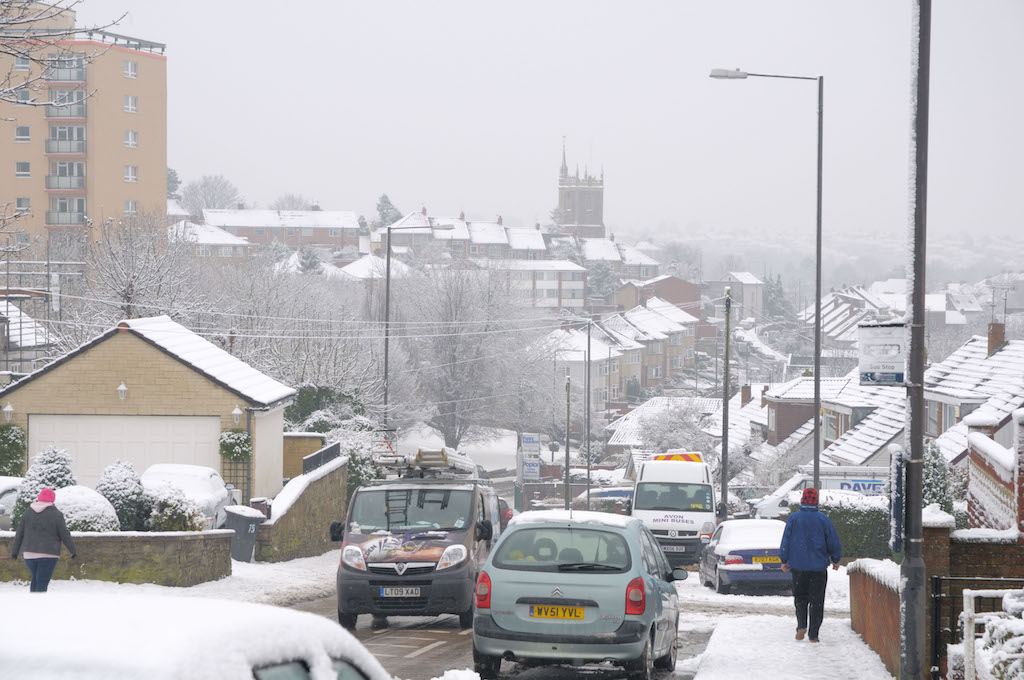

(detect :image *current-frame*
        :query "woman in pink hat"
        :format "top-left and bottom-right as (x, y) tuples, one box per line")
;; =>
(9, 488), (77, 592)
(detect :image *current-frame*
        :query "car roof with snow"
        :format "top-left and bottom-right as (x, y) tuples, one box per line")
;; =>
(0, 593), (390, 680)
(509, 510), (642, 530)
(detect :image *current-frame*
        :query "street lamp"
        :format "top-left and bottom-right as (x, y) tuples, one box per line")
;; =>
(710, 66), (824, 490)
(381, 220), (454, 433)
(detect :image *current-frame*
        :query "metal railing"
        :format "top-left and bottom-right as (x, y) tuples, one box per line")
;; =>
(45, 175), (85, 190)
(302, 442), (341, 475)
(45, 103), (86, 118)
(45, 211), (85, 226)
(930, 575), (1024, 679)
(44, 67), (85, 82)
(45, 139), (86, 154)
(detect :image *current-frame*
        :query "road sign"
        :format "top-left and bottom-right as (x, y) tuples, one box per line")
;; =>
(859, 323), (906, 386)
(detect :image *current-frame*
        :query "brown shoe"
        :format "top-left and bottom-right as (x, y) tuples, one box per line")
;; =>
(809, 638), (820, 643)
(796, 629), (806, 640)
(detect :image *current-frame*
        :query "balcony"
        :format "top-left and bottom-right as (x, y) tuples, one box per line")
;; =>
(45, 139), (86, 154)
(45, 103), (86, 118)
(45, 175), (85, 190)
(45, 67), (86, 82)
(45, 211), (86, 226)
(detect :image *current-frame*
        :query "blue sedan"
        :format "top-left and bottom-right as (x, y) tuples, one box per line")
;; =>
(698, 519), (789, 594)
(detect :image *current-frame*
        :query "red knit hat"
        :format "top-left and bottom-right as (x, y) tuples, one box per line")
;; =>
(37, 488), (55, 503)
(801, 488), (818, 505)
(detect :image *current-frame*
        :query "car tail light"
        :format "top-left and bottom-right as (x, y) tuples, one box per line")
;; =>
(724, 555), (744, 565)
(502, 508), (512, 521)
(625, 577), (645, 615)
(476, 571), (491, 609)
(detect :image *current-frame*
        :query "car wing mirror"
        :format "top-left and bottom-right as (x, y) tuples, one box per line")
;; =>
(329, 520), (345, 542)
(476, 519), (493, 542)
(671, 568), (689, 582)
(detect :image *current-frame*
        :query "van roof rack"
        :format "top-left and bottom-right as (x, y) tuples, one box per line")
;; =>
(372, 446), (481, 480)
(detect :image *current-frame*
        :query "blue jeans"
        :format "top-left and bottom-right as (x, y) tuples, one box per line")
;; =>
(25, 557), (59, 592)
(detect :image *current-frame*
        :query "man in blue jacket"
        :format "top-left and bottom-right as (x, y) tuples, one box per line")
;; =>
(779, 487), (841, 642)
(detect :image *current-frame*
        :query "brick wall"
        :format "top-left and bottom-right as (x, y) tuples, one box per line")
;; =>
(850, 569), (900, 677)
(282, 433), (326, 480)
(255, 458), (346, 563)
(768, 400), (814, 446)
(0, 530), (232, 586)
(967, 451), (1014, 530)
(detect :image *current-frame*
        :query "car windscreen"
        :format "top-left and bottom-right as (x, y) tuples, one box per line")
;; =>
(492, 527), (631, 573)
(634, 482), (713, 512)
(349, 488), (473, 533)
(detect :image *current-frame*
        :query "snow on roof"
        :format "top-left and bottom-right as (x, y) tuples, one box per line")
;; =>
(748, 417), (814, 466)
(766, 376), (853, 401)
(468, 222), (508, 245)
(505, 228), (547, 251)
(274, 251), (350, 280)
(483, 259), (585, 272)
(735, 327), (788, 363)
(580, 238), (621, 262)
(166, 198), (189, 218)
(707, 384), (772, 453)
(429, 216), (470, 241)
(169, 220), (250, 246)
(0, 300), (51, 349)
(548, 328), (623, 363)
(510, 509), (639, 530)
(607, 397), (722, 448)
(594, 322), (645, 351)
(122, 316), (296, 406)
(822, 404), (904, 466)
(338, 254), (412, 280)
(203, 209), (359, 230)
(0, 592), (390, 680)
(617, 242), (659, 266)
(645, 296), (698, 325)
(383, 212), (432, 234)
(621, 305), (688, 336)
(945, 309), (967, 325)
(727, 272), (764, 286)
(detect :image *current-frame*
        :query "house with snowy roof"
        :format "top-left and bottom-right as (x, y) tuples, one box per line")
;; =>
(169, 220), (251, 259)
(611, 275), (702, 319)
(204, 208), (360, 251)
(605, 395), (722, 462)
(705, 272), (765, 321)
(0, 316), (296, 500)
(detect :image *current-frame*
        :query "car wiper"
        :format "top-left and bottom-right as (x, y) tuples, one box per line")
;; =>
(557, 562), (621, 571)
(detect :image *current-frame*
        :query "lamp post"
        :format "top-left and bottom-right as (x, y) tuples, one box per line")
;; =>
(381, 221), (454, 433)
(710, 67), (824, 489)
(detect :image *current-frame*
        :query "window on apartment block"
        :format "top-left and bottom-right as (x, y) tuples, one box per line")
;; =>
(14, 126), (30, 142)
(123, 200), (137, 215)
(51, 196), (85, 213)
(123, 95), (138, 113)
(123, 60), (137, 78)
(124, 165), (138, 182)
(15, 55), (30, 71)
(124, 130), (138, 148)
(563, 366), (571, 377)
(15, 198), (30, 214)
(599, 363), (609, 376)
(51, 125), (85, 141)
(15, 162), (30, 178)
(54, 161), (84, 176)
(16, 90), (31, 105)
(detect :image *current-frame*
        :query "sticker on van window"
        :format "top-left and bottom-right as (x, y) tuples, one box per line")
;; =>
(454, 518), (465, 529)
(690, 503), (705, 510)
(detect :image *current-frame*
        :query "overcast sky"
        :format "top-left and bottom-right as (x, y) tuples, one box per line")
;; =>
(79, 1), (1022, 240)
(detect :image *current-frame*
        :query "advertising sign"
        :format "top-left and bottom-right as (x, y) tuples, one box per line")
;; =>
(523, 459), (541, 482)
(858, 323), (906, 386)
(522, 433), (542, 455)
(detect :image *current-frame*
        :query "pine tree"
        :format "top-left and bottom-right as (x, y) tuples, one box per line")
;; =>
(12, 445), (77, 528)
(298, 246), (322, 275)
(358, 215), (369, 235)
(922, 440), (953, 514)
(587, 261), (619, 299)
(376, 194), (402, 227)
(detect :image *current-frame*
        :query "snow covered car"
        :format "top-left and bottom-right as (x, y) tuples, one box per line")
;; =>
(0, 476), (22, 531)
(0, 592), (390, 680)
(141, 464), (232, 529)
(698, 518), (789, 594)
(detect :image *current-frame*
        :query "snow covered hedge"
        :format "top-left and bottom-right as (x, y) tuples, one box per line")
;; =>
(146, 483), (206, 532)
(979, 617), (1024, 679)
(0, 424), (26, 476)
(788, 490), (891, 559)
(219, 429), (252, 462)
(54, 486), (120, 532)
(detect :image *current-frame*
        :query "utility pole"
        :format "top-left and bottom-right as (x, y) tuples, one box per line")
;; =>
(585, 321), (592, 511)
(382, 226), (393, 434)
(720, 289), (731, 521)
(564, 376), (571, 510)
(901, 0), (930, 677)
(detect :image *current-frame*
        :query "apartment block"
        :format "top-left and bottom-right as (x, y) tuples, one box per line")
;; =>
(1, 5), (167, 244)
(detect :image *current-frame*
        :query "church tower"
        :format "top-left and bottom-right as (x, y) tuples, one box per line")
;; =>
(555, 139), (605, 238)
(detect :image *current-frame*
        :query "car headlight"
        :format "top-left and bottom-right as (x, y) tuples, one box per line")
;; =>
(699, 522), (715, 539)
(342, 545), (366, 571)
(436, 545), (468, 571)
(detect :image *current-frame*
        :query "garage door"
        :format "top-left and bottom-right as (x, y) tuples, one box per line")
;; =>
(28, 415), (221, 490)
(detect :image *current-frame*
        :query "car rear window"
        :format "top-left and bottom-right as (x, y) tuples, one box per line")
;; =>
(493, 527), (631, 573)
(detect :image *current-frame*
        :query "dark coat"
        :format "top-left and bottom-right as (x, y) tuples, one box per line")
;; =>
(779, 504), (841, 571)
(10, 504), (76, 559)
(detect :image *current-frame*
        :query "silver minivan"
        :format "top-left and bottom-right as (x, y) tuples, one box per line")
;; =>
(472, 510), (687, 679)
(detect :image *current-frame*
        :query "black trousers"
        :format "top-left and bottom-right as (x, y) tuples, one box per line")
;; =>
(791, 569), (828, 639)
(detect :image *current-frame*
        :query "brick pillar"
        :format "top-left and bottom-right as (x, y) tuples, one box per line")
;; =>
(924, 524), (952, 676)
(965, 412), (1001, 530)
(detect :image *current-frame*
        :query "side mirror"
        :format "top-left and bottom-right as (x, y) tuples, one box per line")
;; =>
(671, 568), (689, 582)
(476, 519), (493, 542)
(329, 520), (345, 542)
(701, 535), (711, 544)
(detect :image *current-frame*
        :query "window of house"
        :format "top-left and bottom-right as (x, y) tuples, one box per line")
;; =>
(926, 400), (939, 436)
(124, 165), (138, 182)
(599, 363), (609, 376)
(124, 130), (138, 148)
(219, 246), (233, 257)
(612, 359), (619, 373)
(670, 333), (683, 346)
(15, 56), (30, 71)
(768, 406), (776, 432)
(469, 244), (479, 255)
(649, 365), (663, 379)
(16, 90), (30, 104)
(123, 95), (138, 113)
(942, 404), (957, 434)
(15, 126), (30, 142)
(254, 227), (265, 236)
(563, 366), (571, 377)
(301, 228), (313, 237)
(627, 352), (640, 365)
(15, 198), (30, 214)
(123, 200), (137, 215)
(235, 247), (245, 257)
(685, 348), (694, 359)
(671, 356), (682, 369)
(328, 229), (340, 237)
(825, 412), (838, 441)
(123, 60), (137, 78)
(648, 341), (663, 355)
(198, 245), (211, 257)
(611, 384), (619, 399)
(15, 162), (30, 178)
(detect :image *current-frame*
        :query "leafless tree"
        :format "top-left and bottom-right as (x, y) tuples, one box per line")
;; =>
(270, 194), (314, 211)
(640, 403), (719, 471)
(179, 175), (241, 219)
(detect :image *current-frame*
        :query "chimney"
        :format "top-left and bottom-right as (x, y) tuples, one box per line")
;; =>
(459, 211), (465, 221)
(989, 322), (1006, 357)
(761, 385), (769, 408)
(421, 205), (427, 215)
(741, 384), (751, 407)
(610, 232), (615, 242)
(497, 215), (503, 225)
(535, 222), (541, 230)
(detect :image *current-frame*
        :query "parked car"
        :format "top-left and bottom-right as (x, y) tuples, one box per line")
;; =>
(497, 497), (513, 532)
(473, 510), (687, 679)
(571, 486), (633, 514)
(698, 518), (789, 594)
(140, 464), (231, 529)
(0, 592), (390, 680)
(0, 476), (22, 531)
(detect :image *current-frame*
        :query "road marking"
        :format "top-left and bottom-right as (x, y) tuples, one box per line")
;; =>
(400, 636), (435, 641)
(365, 643), (419, 649)
(404, 641), (447, 658)
(420, 630), (451, 633)
(459, 629), (473, 635)
(371, 653), (396, 658)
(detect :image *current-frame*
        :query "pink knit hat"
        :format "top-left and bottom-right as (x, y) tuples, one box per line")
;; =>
(37, 488), (55, 503)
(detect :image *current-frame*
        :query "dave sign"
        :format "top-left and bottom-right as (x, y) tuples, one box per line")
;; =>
(858, 323), (906, 386)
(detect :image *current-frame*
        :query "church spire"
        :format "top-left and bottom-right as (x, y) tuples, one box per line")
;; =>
(560, 136), (568, 179)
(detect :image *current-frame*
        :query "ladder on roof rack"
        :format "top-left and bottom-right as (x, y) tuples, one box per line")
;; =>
(372, 434), (406, 467)
(384, 488), (411, 530)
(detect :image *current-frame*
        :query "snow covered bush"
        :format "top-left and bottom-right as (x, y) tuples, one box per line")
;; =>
(12, 445), (77, 529)
(54, 486), (120, 532)
(0, 424), (26, 476)
(146, 483), (206, 532)
(219, 429), (252, 462)
(923, 441), (953, 514)
(96, 460), (148, 531)
(979, 617), (1024, 679)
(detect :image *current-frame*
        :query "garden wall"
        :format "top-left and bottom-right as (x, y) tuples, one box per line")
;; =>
(0, 529), (232, 586)
(255, 455), (347, 563)
(849, 562), (900, 678)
